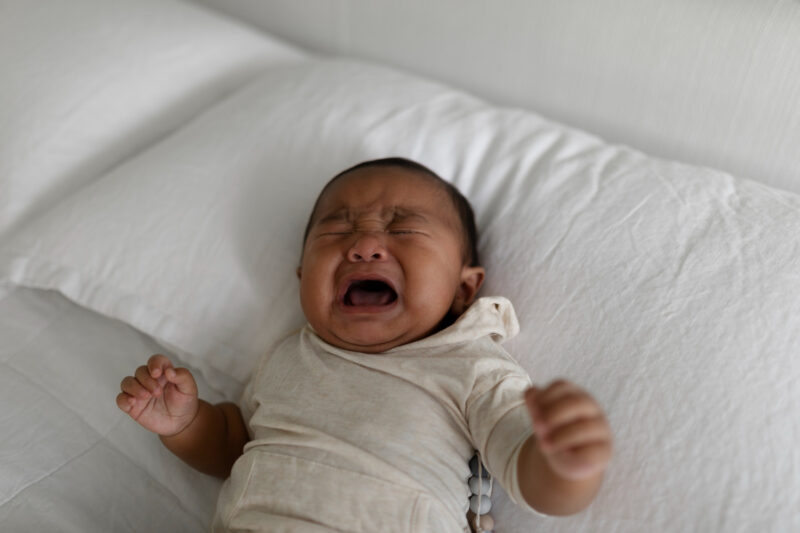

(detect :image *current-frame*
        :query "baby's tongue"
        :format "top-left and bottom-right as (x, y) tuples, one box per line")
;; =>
(348, 282), (394, 306)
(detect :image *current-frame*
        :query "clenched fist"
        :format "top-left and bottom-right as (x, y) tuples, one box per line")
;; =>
(117, 354), (199, 437)
(524, 380), (612, 481)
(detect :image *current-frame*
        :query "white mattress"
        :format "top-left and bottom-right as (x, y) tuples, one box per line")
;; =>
(0, 287), (224, 532)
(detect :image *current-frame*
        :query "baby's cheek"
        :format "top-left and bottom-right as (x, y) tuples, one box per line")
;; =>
(299, 278), (327, 322)
(406, 278), (457, 320)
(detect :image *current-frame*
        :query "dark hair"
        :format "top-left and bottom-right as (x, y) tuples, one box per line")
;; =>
(302, 157), (481, 267)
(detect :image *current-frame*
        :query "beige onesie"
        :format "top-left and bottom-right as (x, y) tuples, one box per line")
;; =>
(213, 297), (538, 532)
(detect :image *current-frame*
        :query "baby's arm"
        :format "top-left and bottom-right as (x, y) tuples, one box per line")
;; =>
(517, 380), (612, 516)
(116, 354), (249, 479)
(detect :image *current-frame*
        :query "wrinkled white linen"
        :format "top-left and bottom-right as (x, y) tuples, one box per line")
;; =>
(1, 57), (799, 532)
(0, 0), (307, 238)
(0, 287), (225, 532)
(195, 0), (800, 194)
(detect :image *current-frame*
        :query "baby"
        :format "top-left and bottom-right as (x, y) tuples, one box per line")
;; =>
(117, 158), (612, 532)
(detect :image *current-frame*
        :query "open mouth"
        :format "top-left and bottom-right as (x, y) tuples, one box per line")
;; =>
(343, 279), (398, 307)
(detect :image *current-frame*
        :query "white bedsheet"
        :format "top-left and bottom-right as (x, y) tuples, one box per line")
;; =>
(3, 0), (800, 527)
(0, 0), (306, 238)
(2, 58), (800, 532)
(0, 287), (224, 532)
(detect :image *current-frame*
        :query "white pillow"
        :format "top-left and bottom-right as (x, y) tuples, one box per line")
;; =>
(0, 0), (306, 239)
(0, 60), (455, 394)
(1, 59), (799, 531)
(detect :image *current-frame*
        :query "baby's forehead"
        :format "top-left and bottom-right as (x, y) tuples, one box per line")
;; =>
(311, 168), (456, 224)
(316, 205), (431, 224)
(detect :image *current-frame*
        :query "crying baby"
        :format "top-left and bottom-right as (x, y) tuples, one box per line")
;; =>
(117, 157), (612, 532)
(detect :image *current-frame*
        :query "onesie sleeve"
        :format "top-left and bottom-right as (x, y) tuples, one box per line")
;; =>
(237, 329), (303, 440)
(465, 342), (541, 515)
(237, 339), (276, 440)
(237, 371), (259, 440)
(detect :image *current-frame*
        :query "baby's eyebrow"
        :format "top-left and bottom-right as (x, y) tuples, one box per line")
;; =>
(315, 207), (431, 225)
(389, 209), (429, 224)
(315, 208), (349, 225)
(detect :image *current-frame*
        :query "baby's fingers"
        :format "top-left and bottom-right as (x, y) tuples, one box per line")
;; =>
(539, 391), (602, 431)
(115, 391), (134, 413)
(116, 376), (153, 420)
(134, 364), (164, 396)
(539, 417), (610, 453)
(120, 375), (150, 400)
(549, 440), (612, 481)
(536, 380), (580, 405)
(163, 366), (197, 397)
(147, 354), (173, 379)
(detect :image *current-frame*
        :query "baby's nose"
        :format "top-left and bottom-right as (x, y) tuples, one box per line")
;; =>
(347, 235), (387, 262)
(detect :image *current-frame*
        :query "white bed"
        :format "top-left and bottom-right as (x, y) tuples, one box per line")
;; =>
(0, 287), (225, 531)
(2, 1), (799, 532)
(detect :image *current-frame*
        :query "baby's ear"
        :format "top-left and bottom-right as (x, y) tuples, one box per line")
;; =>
(451, 266), (485, 315)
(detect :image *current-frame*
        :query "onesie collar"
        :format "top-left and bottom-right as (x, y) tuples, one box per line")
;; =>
(396, 296), (520, 352)
(304, 296), (519, 355)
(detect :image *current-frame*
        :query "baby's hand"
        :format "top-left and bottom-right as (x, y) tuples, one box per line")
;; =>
(524, 380), (612, 481)
(116, 354), (199, 437)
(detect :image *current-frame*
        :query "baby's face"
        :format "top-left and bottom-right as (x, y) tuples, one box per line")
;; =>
(298, 166), (484, 353)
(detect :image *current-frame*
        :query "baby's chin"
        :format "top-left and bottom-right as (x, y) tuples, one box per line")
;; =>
(325, 329), (409, 353)
(310, 305), (453, 352)
(320, 322), (425, 353)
